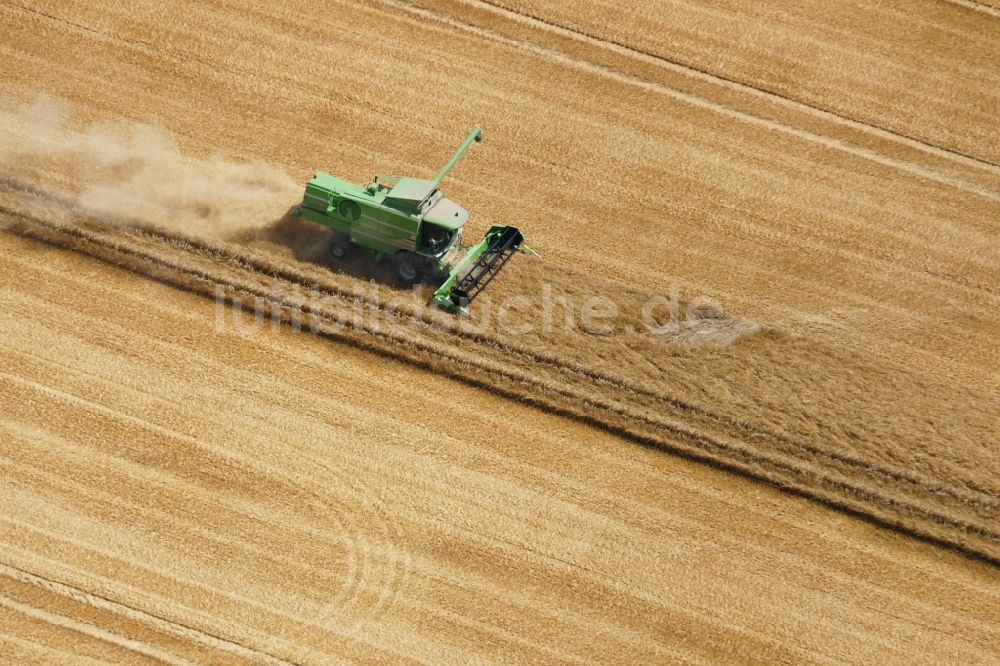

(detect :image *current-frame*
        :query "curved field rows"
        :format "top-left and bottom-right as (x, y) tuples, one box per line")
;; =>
(2, 233), (1000, 663)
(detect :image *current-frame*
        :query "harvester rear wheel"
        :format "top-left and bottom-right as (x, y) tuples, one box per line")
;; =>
(329, 236), (351, 259)
(392, 252), (427, 284)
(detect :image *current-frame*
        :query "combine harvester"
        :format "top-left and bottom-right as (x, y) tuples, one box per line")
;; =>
(291, 126), (536, 314)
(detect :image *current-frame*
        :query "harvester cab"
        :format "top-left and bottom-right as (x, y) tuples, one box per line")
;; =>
(291, 125), (535, 314)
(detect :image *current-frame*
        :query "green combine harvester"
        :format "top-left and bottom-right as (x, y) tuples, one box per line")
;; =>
(291, 126), (536, 314)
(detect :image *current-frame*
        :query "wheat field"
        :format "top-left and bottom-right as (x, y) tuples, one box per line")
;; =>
(1, 0), (999, 663)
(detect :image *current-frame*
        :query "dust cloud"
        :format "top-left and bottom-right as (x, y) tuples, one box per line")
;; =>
(0, 95), (299, 236)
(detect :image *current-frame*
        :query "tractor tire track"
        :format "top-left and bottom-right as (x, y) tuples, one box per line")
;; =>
(458, 0), (1000, 172)
(406, 0), (1000, 176)
(384, 0), (1000, 202)
(944, 0), (1000, 18)
(4, 205), (999, 567)
(0, 562), (292, 665)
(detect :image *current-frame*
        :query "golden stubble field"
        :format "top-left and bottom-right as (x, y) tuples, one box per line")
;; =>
(1, 0), (999, 663)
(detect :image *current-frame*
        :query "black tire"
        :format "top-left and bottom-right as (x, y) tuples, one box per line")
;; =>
(330, 236), (351, 259)
(392, 252), (427, 283)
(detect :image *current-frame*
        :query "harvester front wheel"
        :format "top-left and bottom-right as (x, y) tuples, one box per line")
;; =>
(392, 252), (427, 284)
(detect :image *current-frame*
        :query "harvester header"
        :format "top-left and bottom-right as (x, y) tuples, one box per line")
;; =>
(291, 124), (535, 314)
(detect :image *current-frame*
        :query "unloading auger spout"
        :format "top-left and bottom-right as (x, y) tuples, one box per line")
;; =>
(433, 126), (483, 186)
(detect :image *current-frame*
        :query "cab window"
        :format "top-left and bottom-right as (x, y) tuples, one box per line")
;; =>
(420, 223), (452, 253)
